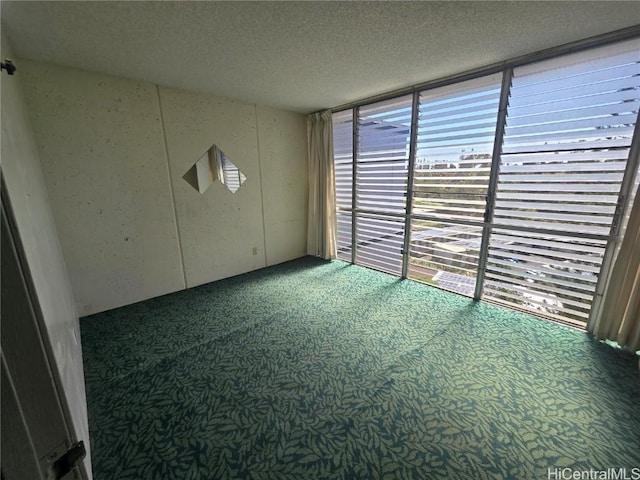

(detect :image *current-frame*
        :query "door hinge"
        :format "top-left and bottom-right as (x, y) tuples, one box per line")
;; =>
(47, 441), (86, 480)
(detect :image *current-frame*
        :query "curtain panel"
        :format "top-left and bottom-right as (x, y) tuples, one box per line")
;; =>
(589, 187), (640, 352)
(307, 110), (337, 260)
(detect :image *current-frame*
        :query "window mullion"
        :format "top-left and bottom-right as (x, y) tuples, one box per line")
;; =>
(588, 112), (640, 328)
(401, 92), (421, 278)
(351, 106), (358, 264)
(474, 68), (513, 300)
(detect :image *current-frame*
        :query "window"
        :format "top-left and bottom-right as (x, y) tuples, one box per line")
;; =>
(333, 110), (354, 262)
(409, 74), (501, 293)
(484, 40), (640, 325)
(355, 96), (412, 275)
(333, 37), (640, 327)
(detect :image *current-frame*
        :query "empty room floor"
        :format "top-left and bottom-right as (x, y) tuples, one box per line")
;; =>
(80, 257), (640, 479)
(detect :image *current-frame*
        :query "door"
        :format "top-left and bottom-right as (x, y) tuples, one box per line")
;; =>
(1, 183), (88, 480)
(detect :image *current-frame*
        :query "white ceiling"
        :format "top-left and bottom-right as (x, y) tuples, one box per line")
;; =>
(2, 1), (639, 113)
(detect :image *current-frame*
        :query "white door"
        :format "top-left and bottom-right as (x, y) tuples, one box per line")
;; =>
(1, 187), (88, 480)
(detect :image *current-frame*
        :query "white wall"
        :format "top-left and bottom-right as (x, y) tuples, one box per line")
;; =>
(1, 38), (92, 477)
(18, 60), (308, 315)
(18, 61), (185, 315)
(159, 86), (266, 287)
(257, 106), (308, 266)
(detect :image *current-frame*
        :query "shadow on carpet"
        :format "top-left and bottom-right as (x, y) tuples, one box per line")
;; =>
(80, 256), (640, 479)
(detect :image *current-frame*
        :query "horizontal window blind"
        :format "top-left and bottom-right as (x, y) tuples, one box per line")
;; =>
(332, 37), (639, 327)
(355, 213), (405, 276)
(409, 220), (483, 296)
(353, 96), (412, 274)
(413, 74), (502, 222)
(336, 212), (352, 262)
(496, 42), (639, 234)
(486, 39), (640, 324)
(356, 96), (412, 214)
(493, 150), (626, 236)
(333, 110), (354, 261)
(485, 230), (607, 325)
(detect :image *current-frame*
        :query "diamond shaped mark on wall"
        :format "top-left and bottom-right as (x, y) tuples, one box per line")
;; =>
(182, 144), (246, 194)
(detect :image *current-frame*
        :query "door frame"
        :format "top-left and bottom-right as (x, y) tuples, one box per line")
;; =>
(1, 175), (89, 480)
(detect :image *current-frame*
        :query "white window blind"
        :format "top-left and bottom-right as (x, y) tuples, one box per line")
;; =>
(408, 75), (502, 295)
(413, 74), (502, 222)
(356, 213), (406, 276)
(409, 222), (484, 296)
(354, 96), (412, 275)
(484, 230), (607, 324)
(356, 96), (412, 213)
(485, 39), (640, 325)
(332, 37), (640, 326)
(333, 110), (354, 262)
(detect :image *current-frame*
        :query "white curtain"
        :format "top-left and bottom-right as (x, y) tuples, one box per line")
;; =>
(307, 110), (337, 260)
(589, 188), (640, 352)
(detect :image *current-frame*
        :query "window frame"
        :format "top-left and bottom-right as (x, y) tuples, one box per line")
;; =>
(332, 33), (640, 328)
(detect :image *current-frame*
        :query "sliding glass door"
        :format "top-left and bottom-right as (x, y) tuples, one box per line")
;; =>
(332, 37), (640, 326)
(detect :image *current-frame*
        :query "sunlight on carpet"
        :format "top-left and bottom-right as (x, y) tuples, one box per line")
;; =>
(80, 256), (640, 479)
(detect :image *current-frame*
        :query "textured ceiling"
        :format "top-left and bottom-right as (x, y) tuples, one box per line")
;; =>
(2, 1), (639, 113)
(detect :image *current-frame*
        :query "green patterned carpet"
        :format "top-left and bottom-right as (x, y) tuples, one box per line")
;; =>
(80, 256), (640, 480)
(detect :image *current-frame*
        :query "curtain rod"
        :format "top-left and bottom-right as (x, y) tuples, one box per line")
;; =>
(319, 24), (640, 115)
